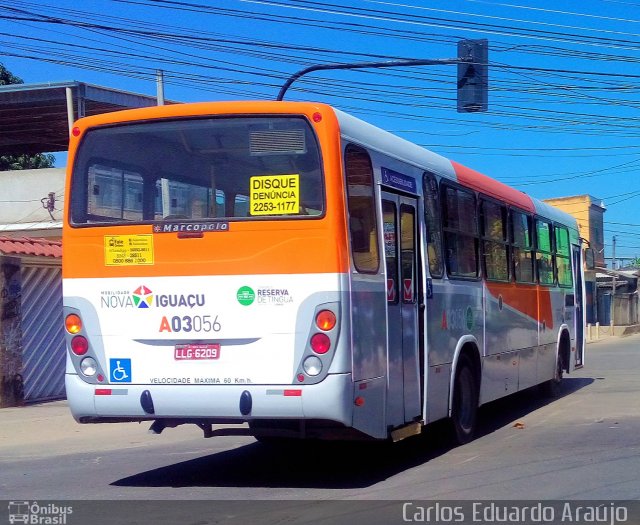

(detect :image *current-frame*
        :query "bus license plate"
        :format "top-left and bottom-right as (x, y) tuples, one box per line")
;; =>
(174, 343), (221, 360)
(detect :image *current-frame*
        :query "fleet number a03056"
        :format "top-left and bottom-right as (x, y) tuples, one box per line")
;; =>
(159, 315), (221, 333)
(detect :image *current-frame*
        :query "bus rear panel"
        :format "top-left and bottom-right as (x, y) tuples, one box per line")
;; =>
(63, 103), (369, 440)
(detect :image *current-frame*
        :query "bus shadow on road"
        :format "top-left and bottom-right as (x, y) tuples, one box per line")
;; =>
(111, 436), (453, 490)
(475, 376), (594, 436)
(112, 377), (594, 490)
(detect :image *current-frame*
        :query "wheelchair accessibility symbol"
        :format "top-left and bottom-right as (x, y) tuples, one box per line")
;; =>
(109, 358), (132, 383)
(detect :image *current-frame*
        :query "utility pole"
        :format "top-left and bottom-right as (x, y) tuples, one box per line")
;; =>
(156, 69), (165, 106)
(610, 235), (616, 329)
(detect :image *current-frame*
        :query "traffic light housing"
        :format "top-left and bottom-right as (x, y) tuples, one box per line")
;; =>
(457, 39), (489, 113)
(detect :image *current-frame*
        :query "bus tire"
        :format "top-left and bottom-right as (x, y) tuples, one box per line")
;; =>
(540, 351), (564, 398)
(450, 354), (479, 445)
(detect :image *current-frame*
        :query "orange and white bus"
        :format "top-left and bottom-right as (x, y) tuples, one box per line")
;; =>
(63, 101), (585, 444)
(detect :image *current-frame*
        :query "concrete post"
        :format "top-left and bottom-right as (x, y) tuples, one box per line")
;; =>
(156, 70), (165, 106)
(65, 87), (74, 135)
(610, 236), (616, 331)
(0, 256), (23, 407)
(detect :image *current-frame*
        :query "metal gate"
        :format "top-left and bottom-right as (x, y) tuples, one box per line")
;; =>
(21, 263), (65, 402)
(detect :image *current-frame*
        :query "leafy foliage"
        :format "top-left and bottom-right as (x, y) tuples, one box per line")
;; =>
(0, 63), (23, 86)
(0, 154), (56, 171)
(629, 257), (640, 269)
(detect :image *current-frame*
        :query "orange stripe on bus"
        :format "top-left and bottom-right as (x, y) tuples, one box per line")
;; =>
(486, 282), (554, 329)
(63, 221), (349, 278)
(452, 161), (536, 213)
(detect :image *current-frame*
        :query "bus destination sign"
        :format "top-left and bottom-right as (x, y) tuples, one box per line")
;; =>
(381, 167), (417, 193)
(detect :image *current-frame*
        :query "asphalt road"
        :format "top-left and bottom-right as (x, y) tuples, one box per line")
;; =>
(1, 335), (639, 523)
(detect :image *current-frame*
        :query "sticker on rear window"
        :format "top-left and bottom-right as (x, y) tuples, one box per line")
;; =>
(249, 174), (299, 216)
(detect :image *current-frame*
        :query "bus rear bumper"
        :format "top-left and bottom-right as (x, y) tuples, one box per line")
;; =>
(65, 372), (354, 427)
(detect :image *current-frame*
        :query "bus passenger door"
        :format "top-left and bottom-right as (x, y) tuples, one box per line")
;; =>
(382, 192), (421, 427)
(572, 245), (584, 367)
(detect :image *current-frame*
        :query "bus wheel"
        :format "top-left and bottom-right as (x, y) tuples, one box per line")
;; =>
(450, 354), (479, 445)
(540, 352), (564, 398)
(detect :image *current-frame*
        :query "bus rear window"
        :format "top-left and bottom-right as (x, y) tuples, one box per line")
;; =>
(70, 116), (324, 225)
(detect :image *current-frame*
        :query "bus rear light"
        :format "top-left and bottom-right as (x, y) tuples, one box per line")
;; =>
(72, 126), (81, 137)
(303, 356), (322, 376)
(71, 335), (89, 356)
(312, 112), (322, 123)
(315, 310), (336, 331)
(65, 314), (82, 334)
(80, 357), (98, 376)
(297, 374), (305, 383)
(310, 333), (330, 354)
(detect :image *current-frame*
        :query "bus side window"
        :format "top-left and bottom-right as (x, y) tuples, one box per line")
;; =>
(555, 225), (573, 287)
(536, 219), (555, 286)
(422, 172), (444, 278)
(345, 145), (379, 274)
(480, 198), (509, 282)
(383, 201), (399, 304)
(511, 210), (535, 283)
(442, 184), (479, 279)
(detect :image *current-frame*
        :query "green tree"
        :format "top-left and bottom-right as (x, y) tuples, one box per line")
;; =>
(0, 63), (56, 171)
(0, 153), (56, 171)
(0, 63), (23, 85)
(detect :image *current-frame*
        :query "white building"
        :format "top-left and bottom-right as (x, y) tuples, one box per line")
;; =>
(0, 167), (65, 239)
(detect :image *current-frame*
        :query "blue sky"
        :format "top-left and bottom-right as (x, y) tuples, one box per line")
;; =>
(1, 0), (640, 261)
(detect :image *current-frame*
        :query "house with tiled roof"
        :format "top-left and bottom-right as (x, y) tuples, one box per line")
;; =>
(0, 168), (65, 408)
(0, 236), (62, 259)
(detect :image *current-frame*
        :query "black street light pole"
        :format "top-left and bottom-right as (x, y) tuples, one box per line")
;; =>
(276, 39), (489, 113)
(277, 58), (458, 101)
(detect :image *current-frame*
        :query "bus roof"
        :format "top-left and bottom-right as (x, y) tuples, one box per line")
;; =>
(334, 108), (578, 232)
(70, 100), (578, 233)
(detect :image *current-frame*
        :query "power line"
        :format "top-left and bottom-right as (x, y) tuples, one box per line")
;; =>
(3, 0), (640, 196)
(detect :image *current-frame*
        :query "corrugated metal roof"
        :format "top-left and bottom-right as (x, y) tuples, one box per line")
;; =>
(0, 236), (62, 258)
(0, 81), (178, 155)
